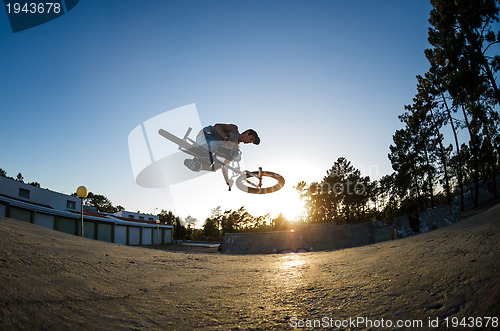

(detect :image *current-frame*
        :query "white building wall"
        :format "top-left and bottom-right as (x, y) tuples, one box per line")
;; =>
(0, 176), (80, 212)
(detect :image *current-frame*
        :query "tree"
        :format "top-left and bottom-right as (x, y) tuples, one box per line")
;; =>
(377, 173), (399, 222)
(174, 217), (187, 240)
(158, 209), (179, 226)
(295, 180), (332, 223)
(426, 0), (500, 206)
(272, 212), (289, 231)
(202, 206), (222, 239)
(389, 127), (425, 212)
(85, 192), (118, 213)
(427, 67), (466, 210)
(415, 74), (454, 203)
(183, 216), (198, 228)
(399, 88), (445, 210)
(296, 157), (374, 224)
(202, 217), (220, 239)
(16, 173), (23, 182)
(206, 207), (272, 234)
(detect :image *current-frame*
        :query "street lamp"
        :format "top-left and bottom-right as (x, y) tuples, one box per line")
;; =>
(76, 186), (88, 237)
(156, 219), (160, 248)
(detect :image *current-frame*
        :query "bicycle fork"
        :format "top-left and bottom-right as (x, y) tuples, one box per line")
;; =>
(258, 167), (262, 188)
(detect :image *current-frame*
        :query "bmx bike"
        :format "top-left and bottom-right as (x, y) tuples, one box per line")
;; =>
(158, 128), (285, 194)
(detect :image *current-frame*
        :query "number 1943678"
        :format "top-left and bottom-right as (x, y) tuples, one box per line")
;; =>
(5, 2), (62, 14)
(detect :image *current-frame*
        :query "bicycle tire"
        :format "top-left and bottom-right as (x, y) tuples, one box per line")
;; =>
(236, 170), (285, 194)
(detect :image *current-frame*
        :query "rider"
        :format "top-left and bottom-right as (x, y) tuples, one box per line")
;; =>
(184, 123), (260, 173)
(184, 123), (260, 189)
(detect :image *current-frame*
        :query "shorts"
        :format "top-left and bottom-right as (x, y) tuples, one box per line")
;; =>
(196, 127), (226, 152)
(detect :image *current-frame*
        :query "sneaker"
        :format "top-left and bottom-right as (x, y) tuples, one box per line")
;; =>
(184, 159), (202, 172)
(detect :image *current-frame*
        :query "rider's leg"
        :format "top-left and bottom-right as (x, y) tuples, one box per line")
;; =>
(184, 157), (220, 172)
(185, 128), (224, 172)
(196, 131), (231, 165)
(215, 145), (241, 161)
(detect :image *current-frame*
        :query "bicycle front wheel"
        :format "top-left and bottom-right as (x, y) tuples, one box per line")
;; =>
(236, 171), (285, 194)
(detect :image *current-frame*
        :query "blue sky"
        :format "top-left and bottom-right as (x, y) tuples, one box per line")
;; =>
(1, 1), (433, 224)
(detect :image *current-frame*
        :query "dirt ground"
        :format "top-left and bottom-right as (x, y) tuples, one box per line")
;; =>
(0, 202), (499, 330)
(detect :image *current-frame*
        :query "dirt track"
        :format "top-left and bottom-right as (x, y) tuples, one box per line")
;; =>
(0, 202), (499, 330)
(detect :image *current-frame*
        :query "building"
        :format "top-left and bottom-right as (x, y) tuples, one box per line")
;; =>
(0, 176), (173, 246)
(111, 210), (159, 223)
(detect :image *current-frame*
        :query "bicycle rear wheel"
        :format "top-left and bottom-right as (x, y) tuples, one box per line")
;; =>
(236, 170), (285, 194)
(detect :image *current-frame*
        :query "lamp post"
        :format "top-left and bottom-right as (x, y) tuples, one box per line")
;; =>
(76, 186), (88, 237)
(156, 219), (160, 248)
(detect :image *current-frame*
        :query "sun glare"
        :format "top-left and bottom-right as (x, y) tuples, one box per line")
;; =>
(245, 186), (306, 221)
(278, 190), (306, 221)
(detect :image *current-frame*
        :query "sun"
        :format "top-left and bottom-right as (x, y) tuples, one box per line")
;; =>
(244, 185), (306, 221)
(275, 188), (306, 221)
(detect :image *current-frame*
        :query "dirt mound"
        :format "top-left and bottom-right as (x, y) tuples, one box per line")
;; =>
(0, 202), (499, 330)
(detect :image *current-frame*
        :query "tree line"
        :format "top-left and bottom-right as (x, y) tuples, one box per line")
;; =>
(177, 207), (296, 241)
(0, 169), (41, 188)
(389, 0), (500, 212)
(295, 0), (500, 225)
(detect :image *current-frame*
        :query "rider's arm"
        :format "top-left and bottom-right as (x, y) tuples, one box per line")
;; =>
(214, 124), (238, 141)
